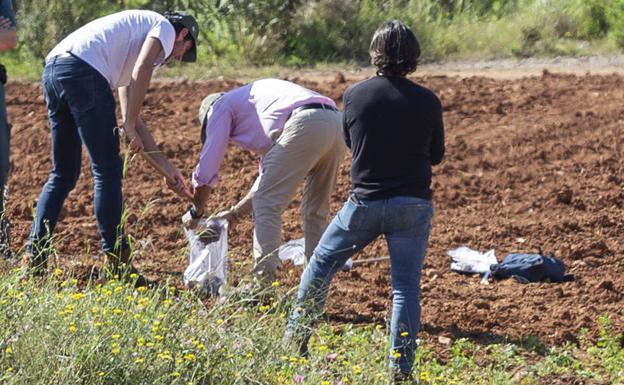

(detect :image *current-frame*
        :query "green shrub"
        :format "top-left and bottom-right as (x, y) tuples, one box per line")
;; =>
(9, 0), (624, 73)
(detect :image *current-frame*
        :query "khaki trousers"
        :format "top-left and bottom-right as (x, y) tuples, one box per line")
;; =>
(251, 108), (346, 281)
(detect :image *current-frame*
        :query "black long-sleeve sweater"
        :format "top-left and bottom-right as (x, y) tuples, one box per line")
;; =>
(342, 75), (445, 200)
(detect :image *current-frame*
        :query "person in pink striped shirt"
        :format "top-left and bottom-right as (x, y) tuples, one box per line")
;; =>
(183, 78), (346, 283)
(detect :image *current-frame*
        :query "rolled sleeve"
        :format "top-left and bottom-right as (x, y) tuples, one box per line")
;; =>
(191, 104), (233, 188)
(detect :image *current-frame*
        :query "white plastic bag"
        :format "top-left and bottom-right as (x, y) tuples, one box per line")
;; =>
(278, 238), (353, 269)
(278, 238), (306, 266)
(183, 219), (228, 295)
(447, 246), (497, 275)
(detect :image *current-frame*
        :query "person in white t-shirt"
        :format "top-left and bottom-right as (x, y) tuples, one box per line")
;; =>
(25, 10), (198, 278)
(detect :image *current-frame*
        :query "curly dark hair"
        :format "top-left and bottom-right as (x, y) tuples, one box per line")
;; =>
(369, 20), (421, 77)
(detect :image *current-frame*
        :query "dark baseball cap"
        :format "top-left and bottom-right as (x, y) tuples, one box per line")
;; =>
(164, 11), (199, 62)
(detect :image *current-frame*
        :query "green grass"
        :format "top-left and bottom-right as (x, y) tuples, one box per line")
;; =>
(8, 0), (624, 82)
(0, 267), (622, 385)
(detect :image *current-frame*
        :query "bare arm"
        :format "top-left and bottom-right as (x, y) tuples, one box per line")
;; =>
(182, 184), (212, 229)
(193, 185), (212, 215)
(122, 37), (164, 153)
(119, 86), (190, 199)
(215, 182), (254, 228)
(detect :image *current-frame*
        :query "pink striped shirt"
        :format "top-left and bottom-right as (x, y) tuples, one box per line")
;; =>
(192, 79), (336, 188)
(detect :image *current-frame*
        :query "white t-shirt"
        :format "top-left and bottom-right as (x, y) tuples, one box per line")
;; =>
(47, 10), (176, 89)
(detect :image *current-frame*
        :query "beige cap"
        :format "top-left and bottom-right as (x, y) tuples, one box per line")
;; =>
(198, 92), (225, 127)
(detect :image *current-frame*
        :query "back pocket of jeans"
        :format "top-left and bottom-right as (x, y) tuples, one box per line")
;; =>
(336, 196), (369, 231)
(391, 202), (432, 233)
(62, 75), (96, 113)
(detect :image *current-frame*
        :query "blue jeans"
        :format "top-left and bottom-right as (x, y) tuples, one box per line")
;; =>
(28, 55), (125, 256)
(0, 80), (9, 216)
(287, 194), (433, 375)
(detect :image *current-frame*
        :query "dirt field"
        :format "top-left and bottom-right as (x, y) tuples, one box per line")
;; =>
(4, 71), (624, 351)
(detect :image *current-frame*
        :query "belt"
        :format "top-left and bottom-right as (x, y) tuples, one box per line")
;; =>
(45, 52), (74, 65)
(292, 103), (337, 115)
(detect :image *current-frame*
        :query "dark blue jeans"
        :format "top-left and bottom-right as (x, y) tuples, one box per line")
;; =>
(0, 80), (9, 217)
(287, 194), (433, 375)
(29, 56), (125, 256)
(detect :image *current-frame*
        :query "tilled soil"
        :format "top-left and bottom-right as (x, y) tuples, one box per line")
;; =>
(4, 72), (624, 350)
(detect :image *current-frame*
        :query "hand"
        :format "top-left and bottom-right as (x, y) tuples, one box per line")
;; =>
(122, 123), (144, 154)
(215, 208), (240, 229)
(182, 209), (201, 230)
(166, 168), (189, 198)
(0, 16), (15, 31)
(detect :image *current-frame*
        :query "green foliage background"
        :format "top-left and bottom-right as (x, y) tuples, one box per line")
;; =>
(7, 0), (624, 75)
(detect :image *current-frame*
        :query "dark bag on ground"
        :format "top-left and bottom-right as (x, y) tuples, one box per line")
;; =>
(490, 253), (566, 283)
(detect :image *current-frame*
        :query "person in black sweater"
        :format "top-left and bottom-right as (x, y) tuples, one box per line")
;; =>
(286, 20), (445, 382)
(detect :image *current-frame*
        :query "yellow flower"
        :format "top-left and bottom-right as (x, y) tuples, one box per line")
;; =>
(135, 357), (144, 364)
(321, 381), (330, 385)
(352, 365), (362, 375)
(184, 353), (196, 361)
(7, 367), (13, 372)
(71, 293), (85, 300)
(54, 268), (63, 276)
(69, 325), (76, 333)
(400, 331), (409, 337)
(375, 324), (383, 331)
(172, 372), (181, 377)
(271, 281), (280, 287)
(137, 337), (145, 346)
(154, 335), (164, 341)
(112, 348), (120, 355)
(112, 334), (121, 340)
(113, 309), (122, 315)
(137, 286), (147, 293)
(146, 342), (154, 348)
(393, 351), (401, 359)
(130, 273), (138, 279)
(216, 319), (224, 325)
(98, 372), (105, 377)
(5, 347), (12, 354)
(94, 322), (103, 328)
(196, 343), (205, 350)
(245, 352), (253, 359)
